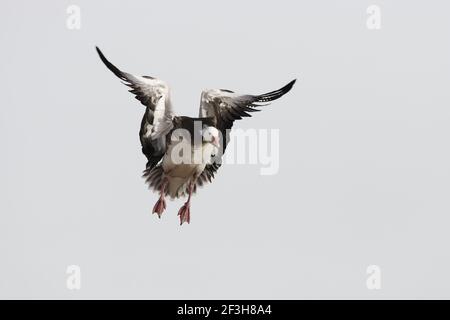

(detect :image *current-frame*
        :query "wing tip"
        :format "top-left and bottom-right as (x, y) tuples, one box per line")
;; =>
(95, 46), (104, 58)
(95, 45), (108, 65)
(273, 78), (297, 97)
(95, 46), (125, 79)
(256, 78), (297, 102)
(282, 79), (297, 93)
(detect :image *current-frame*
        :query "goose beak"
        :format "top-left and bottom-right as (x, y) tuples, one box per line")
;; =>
(212, 136), (220, 148)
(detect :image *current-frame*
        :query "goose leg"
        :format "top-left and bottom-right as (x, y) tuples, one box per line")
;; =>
(152, 178), (168, 218)
(178, 182), (194, 225)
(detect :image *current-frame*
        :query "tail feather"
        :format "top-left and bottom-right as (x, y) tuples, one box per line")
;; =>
(143, 165), (212, 198)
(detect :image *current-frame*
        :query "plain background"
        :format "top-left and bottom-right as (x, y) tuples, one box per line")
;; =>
(1, 0), (450, 299)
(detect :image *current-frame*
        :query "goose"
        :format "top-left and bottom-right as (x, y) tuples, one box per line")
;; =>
(96, 47), (295, 225)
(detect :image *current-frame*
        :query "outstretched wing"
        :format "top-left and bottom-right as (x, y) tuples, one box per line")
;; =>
(197, 79), (296, 182)
(199, 80), (296, 149)
(96, 47), (174, 169)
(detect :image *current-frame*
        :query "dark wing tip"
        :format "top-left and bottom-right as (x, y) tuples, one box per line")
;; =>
(286, 78), (297, 90)
(95, 46), (125, 80)
(95, 46), (105, 60)
(278, 79), (297, 95)
(255, 79), (297, 102)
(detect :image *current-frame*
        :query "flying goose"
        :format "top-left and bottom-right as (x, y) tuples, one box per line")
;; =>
(96, 47), (295, 225)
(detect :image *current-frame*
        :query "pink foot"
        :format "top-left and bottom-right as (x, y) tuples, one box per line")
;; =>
(178, 203), (191, 225)
(152, 197), (166, 218)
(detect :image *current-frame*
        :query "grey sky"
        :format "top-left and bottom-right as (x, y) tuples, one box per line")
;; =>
(1, 0), (449, 299)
